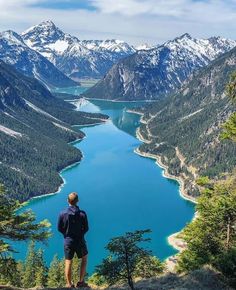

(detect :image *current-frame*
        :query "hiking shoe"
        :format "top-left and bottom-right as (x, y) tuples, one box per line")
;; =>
(76, 281), (90, 288)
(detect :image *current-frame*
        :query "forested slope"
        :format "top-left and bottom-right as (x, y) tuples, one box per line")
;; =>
(137, 47), (236, 197)
(0, 61), (108, 201)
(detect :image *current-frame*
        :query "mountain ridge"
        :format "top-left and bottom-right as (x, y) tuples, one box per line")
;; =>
(22, 21), (136, 80)
(82, 34), (236, 101)
(135, 46), (236, 197)
(0, 30), (77, 88)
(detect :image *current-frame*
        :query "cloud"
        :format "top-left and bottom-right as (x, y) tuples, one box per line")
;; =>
(0, 0), (235, 45)
(90, 0), (236, 22)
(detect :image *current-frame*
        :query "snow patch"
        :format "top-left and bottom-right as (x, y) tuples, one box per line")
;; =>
(0, 125), (23, 138)
(180, 109), (203, 121)
(24, 99), (61, 122)
(53, 122), (74, 132)
(47, 40), (69, 53)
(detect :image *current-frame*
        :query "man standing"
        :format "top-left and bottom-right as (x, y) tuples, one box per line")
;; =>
(58, 192), (89, 288)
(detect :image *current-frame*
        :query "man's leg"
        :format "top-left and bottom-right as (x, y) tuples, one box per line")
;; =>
(79, 254), (87, 282)
(65, 259), (73, 287)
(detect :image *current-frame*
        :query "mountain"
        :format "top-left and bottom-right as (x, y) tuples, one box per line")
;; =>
(136, 47), (236, 197)
(0, 60), (108, 201)
(83, 34), (236, 101)
(0, 30), (77, 88)
(135, 43), (156, 51)
(81, 39), (135, 55)
(22, 21), (136, 80)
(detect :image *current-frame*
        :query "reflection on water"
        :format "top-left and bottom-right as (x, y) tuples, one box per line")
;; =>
(79, 99), (147, 137)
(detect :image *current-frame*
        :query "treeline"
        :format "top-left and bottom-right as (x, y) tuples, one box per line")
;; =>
(0, 242), (66, 288)
(0, 235), (165, 289)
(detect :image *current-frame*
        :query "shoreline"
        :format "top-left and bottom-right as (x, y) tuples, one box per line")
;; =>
(134, 148), (197, 204)
(20, 116), (108, 206)
(133, 114), (198, 272)
(84, 97), (157, 103)
(126, 109), (145, 116)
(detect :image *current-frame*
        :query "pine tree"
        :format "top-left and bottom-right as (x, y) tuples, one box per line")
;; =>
(134, 255), (165, 278)
(222, 72), (236, 141)
(59, 258), (66, 286)
(72, 256), (81, 285)
(22, 242), (37, 288)
(47, 255), (64, 287)
(96, 230), (164, 290)
(178, 175), (236, 282)
(35, 249), (47, 287)
(0, 257), (18, 286)
(0, 185), (51, 285)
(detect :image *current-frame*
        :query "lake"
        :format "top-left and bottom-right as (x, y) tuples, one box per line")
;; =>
(14, 88), (195, 274)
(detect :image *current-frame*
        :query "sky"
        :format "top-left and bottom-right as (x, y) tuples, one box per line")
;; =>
(0, 0), (235, 45)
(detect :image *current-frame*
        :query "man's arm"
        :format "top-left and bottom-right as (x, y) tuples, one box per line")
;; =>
(81, 211), (89, 234)
(57, 213), (65, 235)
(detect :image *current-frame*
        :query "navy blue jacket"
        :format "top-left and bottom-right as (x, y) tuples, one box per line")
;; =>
(58, 206), (89, 242)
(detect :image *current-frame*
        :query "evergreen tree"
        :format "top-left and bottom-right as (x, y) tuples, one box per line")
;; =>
(0, 257), (18, 286)
(0, 184), (50, 286)
(72, 256), (81, 285)
(222, 72), (236, 141)
(35, 249), (47, 287)
(22, 242), (37, 288)
(47, 254), (64, 287)
(0, 184), (51, 255)
(177, 175), (236, 283)
(22, 243), (48, 288)
(96, 230), (164, 290)
(15, 261), (24, 288)
(134, 255), (165, 278)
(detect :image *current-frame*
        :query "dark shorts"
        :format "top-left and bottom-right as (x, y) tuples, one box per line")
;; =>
(64, 239), (88, 260)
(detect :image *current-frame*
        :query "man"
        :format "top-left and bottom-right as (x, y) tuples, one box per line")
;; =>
(58, 192), (89, 288)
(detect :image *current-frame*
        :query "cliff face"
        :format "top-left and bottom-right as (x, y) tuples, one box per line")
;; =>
(137, 47), (236, 198)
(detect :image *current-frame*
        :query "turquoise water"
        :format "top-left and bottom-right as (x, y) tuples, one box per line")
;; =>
(14, 91), (195, 274)
(53, 86), (88, 95)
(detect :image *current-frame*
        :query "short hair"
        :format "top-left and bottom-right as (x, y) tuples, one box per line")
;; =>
(68, 192), (79, 205)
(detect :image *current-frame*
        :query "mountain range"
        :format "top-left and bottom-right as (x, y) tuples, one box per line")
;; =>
(83, 34), (236, 100)
(22, 20), (137, 80)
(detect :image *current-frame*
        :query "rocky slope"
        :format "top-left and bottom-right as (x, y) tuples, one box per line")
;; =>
(0, 30), (76, 88)
(83, 34), (236, 100)
(0, 60), (107, 201)
(136, 47), (236, 197)
(22, 21), (136, 80)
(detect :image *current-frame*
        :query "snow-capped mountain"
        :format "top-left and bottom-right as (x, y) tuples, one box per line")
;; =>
(135, 43), (156, 51)
(83, 33), (236, 101)
(22, 21), (136, 79)
(81, 39), (135, 55)
(0, 30), (76, 88)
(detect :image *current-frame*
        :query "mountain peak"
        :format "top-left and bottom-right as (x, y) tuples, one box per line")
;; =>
(176, 33), (192, 41)
(22, 20), (63, 39)
(40, 20), (56, 27)
(0, 30), (25, 46)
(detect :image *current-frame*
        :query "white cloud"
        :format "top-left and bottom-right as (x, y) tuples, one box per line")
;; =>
(0, 0), (235, 45)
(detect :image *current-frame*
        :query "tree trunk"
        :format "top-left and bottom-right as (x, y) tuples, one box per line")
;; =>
(226, 216), (231, 250)
(128, 275), (134, 290)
